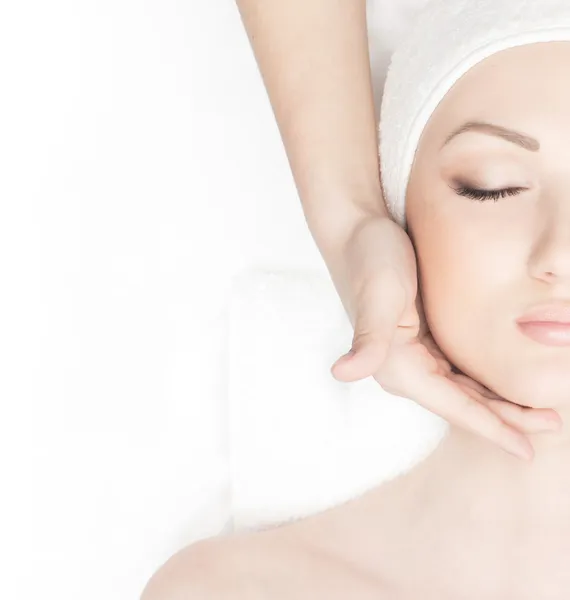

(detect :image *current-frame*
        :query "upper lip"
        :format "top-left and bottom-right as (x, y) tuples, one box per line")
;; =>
(517, 301), (570, 324)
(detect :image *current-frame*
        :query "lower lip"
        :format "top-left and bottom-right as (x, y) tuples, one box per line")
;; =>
(517, 322), (570, 346)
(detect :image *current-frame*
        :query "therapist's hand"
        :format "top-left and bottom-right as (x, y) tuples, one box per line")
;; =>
(330, 216), (562, 461)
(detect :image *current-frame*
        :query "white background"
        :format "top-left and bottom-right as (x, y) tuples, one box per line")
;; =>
(4, 1), (324, 598)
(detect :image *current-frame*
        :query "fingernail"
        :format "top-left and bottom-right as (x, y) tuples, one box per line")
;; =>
(544, 419), (563, 431)
(537, 413), (563, 430)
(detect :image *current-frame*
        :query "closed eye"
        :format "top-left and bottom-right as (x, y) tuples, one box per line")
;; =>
(452, 185), (527, 202)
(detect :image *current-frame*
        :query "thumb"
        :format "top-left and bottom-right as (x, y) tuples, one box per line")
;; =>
(331, 279), (406, 382)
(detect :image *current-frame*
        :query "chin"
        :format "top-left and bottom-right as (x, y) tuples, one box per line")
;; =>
(493, 362), (570, 410)
(432, 324), (570, 409)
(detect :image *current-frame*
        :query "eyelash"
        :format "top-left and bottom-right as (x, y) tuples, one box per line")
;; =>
(454, 186), (526, 202)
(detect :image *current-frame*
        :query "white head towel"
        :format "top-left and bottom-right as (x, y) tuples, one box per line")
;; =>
(379, 0), (570, 228)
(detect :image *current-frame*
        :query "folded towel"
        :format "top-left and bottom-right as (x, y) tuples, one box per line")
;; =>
(379, 0), (570, 228)
(228, 269), (447, 531)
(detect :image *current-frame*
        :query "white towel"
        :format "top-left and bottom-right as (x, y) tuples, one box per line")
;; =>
(379, 0), (570, 228)
(228, 269), (447, 531)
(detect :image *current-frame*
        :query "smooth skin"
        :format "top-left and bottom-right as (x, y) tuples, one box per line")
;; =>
(142, 41), (570, 600)
(232, 0), (559, 461)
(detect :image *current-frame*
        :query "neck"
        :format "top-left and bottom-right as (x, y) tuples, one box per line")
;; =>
(413, 406), (570, 526)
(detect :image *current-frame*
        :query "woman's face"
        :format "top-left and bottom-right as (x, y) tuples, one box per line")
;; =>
(406, 42), (570, 409)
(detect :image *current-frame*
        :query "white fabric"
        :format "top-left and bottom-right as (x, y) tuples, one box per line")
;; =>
(228, 269), (448, 531)
(378, 0), (570, 228)
(366, 0), (432, 114)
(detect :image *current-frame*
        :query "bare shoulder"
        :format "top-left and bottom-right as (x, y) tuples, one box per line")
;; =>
(140, 522), (385, 600)
(139, 527), (304, 600)
(140, 533), (256, 600)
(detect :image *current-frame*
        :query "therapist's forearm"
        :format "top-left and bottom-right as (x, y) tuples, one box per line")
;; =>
(235, 0), (389, 258)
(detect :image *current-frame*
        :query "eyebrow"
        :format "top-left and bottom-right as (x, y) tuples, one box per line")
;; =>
(442, 121), (540, 152)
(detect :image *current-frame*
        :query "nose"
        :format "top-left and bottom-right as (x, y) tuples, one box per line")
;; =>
(528, 211), (570, 284)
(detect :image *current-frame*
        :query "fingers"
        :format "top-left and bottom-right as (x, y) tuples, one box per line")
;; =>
(485, 399), (562, 434)
(450, 373), (563, 432)
(331, 273), (408, 383)
(331, 298), (403, 381)
(331, 334), (391, 382)
(404, 370), (536, 460)
(417, 333), (452, 376)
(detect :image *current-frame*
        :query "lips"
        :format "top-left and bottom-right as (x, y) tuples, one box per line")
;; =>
(516, 302), (570, 346)
(517, 303), (570, 324)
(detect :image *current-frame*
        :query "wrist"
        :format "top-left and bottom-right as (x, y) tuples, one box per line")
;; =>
(311, 194), (391, 259)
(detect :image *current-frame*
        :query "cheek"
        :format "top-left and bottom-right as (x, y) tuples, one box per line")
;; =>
(415, 224), (478, 335)
(406, 167), (531, 378)
(410, 210), (514, 372)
